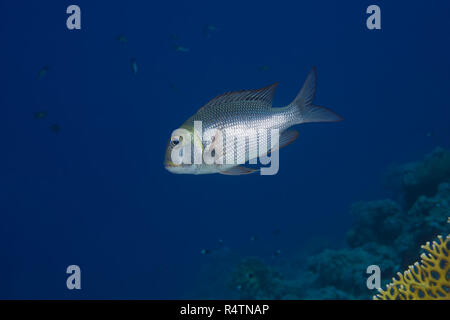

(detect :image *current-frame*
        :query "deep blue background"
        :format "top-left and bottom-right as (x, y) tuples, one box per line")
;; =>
(1, 1), (449, 298)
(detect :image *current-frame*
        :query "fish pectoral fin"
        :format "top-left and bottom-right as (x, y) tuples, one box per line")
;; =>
(219, 166), (259, 175)
(269, 130), (299, 153)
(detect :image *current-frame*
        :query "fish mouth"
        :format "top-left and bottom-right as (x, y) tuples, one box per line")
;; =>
(164, 161), (187, 174)
(164, 160), (179, 168)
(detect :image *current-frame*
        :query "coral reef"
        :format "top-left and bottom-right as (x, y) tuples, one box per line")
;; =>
(301, 148), (450, 299)
(346, 200), (403, 248)
(374, 235), (450, 300)
(395, 183), (450, 266)
(385, 147), (450, 208)
(228, 257), (299, 299)
(228, 257), (281, 299)
(220, 147), (450, 300)
(306, 245), (400, 299)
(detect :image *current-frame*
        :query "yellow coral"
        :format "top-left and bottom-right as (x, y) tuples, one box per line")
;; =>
(374, 234), (450, 300)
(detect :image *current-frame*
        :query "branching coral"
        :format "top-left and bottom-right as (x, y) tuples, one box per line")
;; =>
(374, 234), (450, 300)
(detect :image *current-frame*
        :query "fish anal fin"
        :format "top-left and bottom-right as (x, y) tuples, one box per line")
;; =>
(278, 130), (299, 149)
(269, 130), (299, 153)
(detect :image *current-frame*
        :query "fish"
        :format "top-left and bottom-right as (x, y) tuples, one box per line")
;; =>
(169, 81), (179, 92)
(202, 24), (218, 38)
(200, 249), (211, 255)
(50, 124), (60, 133)
(116, 34), (127, 43)
(164, 67), (342, 175)
(130, 58), (138, 75)
(34, 111), (48, 119)
(257, 65), (270, 72)
(173, 45), (190, 53)
(169, 33), (180, 41)
(38, 66), (50, 79)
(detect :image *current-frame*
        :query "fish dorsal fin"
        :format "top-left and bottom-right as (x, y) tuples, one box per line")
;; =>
(198, 82), (279, 113)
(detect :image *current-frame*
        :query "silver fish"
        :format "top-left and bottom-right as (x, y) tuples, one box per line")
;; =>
(164, 67), (342, 175)
(130, 58), (138, 75)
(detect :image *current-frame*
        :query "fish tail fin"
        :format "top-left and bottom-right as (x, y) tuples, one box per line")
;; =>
(289, 66), (343, 124)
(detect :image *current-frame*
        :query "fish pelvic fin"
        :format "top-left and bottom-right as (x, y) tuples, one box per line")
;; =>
(219, 165), (259, 175)
(289, 67), (343, 124)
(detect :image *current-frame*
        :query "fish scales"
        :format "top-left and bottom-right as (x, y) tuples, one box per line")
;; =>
(165, 67), (342, 175)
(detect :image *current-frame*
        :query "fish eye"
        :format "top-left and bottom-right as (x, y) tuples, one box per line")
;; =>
(170, 136), (182, 147)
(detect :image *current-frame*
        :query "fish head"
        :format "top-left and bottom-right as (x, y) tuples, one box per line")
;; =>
(164, 124), (204, 174)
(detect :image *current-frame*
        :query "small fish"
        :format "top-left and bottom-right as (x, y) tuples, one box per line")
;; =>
(202, 24), (219, 38)
(273, 228), (281, 235)
(116, 35), (127, 43)
(273, 249), (281, 257)
(169, 33), (180, 41)
(173, 45), (190, 53)
(50, 124), (60, 133)
(200, 249), (211, 255)
(169, 81), (179, 92)
(164, 67), (342, 175)
(204, 24), (218, 32)
(38, 66), (50, 79)
(257, 65), (270, 72)
(250, 235), (257, 242)
(218, 238), (224, 246)
(34, 111), (48, 119)
(130, 58), (138, 75)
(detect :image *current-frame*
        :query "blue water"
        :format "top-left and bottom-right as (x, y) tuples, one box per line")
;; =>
(1, 1), (450, 299)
